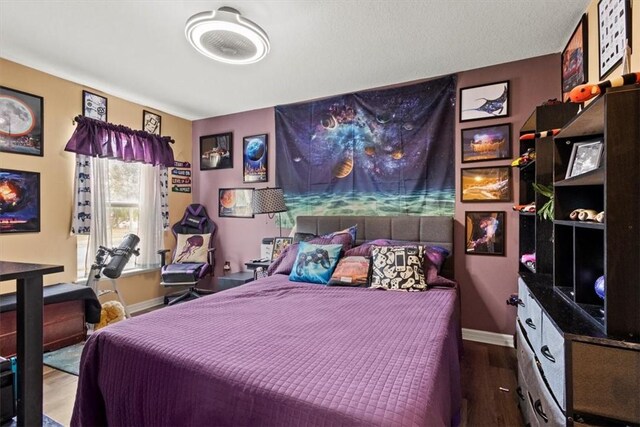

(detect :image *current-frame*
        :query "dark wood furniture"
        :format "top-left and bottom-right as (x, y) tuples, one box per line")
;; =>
(516, 87), (640, 426)
(0, 261), (64, 427)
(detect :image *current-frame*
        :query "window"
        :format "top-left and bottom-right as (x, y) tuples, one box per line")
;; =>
(77, 160), (142, 279)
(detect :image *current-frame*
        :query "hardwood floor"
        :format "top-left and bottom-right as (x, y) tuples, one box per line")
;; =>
(43, 340), (522, 426)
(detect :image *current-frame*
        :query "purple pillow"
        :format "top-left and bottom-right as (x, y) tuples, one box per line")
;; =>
(268, 233), (353, 276)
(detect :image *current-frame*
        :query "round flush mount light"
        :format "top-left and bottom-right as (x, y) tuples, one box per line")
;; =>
(185, 7), (270, 65)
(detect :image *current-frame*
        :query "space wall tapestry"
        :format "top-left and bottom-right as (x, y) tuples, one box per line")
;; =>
(275, 75), (456, 227)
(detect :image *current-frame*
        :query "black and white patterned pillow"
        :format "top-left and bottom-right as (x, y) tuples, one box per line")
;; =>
(369, 245), (427, 291)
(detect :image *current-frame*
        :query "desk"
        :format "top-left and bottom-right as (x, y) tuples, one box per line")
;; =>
(0, 261), (63, 427)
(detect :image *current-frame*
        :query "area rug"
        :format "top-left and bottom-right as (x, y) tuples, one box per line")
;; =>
(5, 414), (63, 426)
(43, 342), (84, 376)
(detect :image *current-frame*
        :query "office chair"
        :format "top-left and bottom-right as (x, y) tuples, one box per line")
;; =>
(159, 204), (217, 305)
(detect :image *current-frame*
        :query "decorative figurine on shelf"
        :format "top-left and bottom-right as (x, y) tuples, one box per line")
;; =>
(569, 208), (599, 221)
(596, 211), (605, 223)
(511, 148), (536, 167)
(223, 261), (231, 275)
(519, 129), (561, 140)
(569, 71), (640, 103)
(521, 253), (536, 273)
(512, 203), (536, 213)
(594, 275), (605, 300)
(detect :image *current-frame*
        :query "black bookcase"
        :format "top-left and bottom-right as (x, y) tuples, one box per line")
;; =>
(553, 86), (640, 339)
(518, 103), (578, 275)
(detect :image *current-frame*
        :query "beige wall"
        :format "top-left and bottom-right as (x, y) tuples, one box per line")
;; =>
(0, 59), (192, 305)
(586, 0), (639, 83)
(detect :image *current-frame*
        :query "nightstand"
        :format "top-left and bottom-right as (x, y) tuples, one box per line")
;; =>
(216, 271), (255, 291)
(244, 261), (270, 271)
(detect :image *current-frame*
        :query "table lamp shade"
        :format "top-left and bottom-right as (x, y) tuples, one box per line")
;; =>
(252, 187), (287, 215)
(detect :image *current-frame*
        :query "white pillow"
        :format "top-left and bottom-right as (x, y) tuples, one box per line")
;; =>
(174, 234), (210, 263)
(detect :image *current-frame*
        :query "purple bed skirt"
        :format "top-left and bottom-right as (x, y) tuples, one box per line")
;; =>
(72, 275), (462, 426)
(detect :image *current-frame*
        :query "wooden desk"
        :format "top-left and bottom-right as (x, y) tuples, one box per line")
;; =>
(0, 261), (63, 427)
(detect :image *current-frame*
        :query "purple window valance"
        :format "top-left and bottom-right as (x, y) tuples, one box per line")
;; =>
(65, 115), (175, 167)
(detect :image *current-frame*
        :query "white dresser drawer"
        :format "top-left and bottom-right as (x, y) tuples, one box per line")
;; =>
(518, 279), (542, 352)
(539, 313), (566, 410)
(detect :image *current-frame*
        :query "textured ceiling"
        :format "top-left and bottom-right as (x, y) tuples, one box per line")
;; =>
(0, 0), (590, 120)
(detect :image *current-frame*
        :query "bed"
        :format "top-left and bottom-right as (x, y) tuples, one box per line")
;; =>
(72, 215), (461, 426)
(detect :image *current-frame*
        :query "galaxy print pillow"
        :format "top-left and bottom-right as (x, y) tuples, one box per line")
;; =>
(289, 242), (343, 285)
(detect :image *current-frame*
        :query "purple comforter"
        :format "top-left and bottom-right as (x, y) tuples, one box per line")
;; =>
(72, 275), (461, 426)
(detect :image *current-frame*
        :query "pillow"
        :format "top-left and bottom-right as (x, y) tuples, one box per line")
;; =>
(174, 234), (210, 263)
(268, 233), (354, 276)
(293, 232), (317, 244)
(289, 242), (343, 284)
(328, 256), (371, 286)
(325, 225), (357, 244)
(369, 245), (427, 291)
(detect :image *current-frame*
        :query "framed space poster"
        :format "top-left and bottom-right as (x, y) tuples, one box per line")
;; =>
(465, 211), (505, 256)
(142, 110), (161, 135)
(459, 81), (509, 122)
(598, 0), (632, 79)
(0, 168), (41, 233)
(243, 134), (268, 183)
(82, 90), (107, 122)
(460, 166), (511, 202)
(562, 14), (588, 101)
(219, 187), (254, 218)
(201, 132), (233, 170)
(461, 123), (511, 163)
(0, 86), (44, 156)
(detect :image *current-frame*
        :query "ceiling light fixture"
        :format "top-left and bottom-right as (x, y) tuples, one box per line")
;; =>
(185, 7), (270, 65)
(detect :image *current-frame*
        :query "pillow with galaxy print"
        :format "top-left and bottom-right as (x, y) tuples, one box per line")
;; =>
(369, 245), (427, 291)
(289, 242), (343, 285)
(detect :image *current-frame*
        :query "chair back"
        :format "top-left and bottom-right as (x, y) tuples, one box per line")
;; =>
(171, 204), (217, 271)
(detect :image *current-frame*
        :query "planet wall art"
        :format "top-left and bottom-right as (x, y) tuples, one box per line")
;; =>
(0, 86), (44, 156)
(243, 134), (268, 183)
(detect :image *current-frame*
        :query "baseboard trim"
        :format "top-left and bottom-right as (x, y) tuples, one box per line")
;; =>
(127, 296), (164, 314)
(462, 328), (514, 348)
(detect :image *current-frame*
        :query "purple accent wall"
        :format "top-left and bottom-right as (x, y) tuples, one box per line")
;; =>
(193, 53), (560, 335)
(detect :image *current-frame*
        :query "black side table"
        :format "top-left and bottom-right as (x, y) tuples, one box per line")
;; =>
(0, 261), (64, 427)
(216, 271), (255, 291)
(244, 261), (270, 271)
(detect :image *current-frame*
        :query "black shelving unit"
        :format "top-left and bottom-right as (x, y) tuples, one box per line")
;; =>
(517, 103), (579, 275)
(553, 86), (640, 339)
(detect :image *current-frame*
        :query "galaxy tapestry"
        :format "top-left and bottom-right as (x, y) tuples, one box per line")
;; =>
(275, 75), (456, 227)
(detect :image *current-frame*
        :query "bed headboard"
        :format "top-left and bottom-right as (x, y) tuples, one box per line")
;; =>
(295, 215), (455, 280)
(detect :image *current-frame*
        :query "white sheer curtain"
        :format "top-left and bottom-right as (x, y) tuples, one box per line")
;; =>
(86, 156), (111, 274)
(137, 164), (165, 267)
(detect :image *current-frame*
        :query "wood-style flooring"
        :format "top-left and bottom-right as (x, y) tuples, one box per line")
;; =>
(42, 339), (523, 426)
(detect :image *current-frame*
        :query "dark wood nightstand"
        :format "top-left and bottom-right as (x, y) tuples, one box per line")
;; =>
(244, 261), (270, 271)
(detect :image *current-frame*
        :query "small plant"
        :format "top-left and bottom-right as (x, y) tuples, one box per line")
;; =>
(532, 183), (554, 221)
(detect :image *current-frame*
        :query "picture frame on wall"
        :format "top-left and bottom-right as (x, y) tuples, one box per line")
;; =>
(142, 110), (161, 135)
(271, 237), (293, 261)
(243, 134), (268, 183)
(565, 140), (604, 179)
(0, 86), (44, 157)
(459, 81), (509, 122)
(465, 211), (505, 256)
(562, 14), (588, 101)
(460, 166), (511, 202)
(461, 123), (511, 163)
(219, 187), (254, 218)
(0, 168), (40, 233)
(201, 132), (233, 170)
(598, 0), (632, 79)
(82, 90), (108, 122)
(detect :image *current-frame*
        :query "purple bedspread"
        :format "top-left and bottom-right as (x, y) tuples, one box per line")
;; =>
(72, 275), (461, 426)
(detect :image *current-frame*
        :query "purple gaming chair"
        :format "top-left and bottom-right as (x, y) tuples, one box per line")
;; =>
(159, 204), (217, 305)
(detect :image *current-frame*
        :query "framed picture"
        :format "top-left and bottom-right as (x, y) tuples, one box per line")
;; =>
(562, 14), (588, 101)
(201, 132), (233, 170)
(461, 166), (511, 202)
(461, 123), (511, 163)
(0, 168), (40, 233)
(465, 211), (505, 256)
(459, 81), (509, 122)
(219, 187), (254, 218)
(566, 140), (604, 179)
(243, 134), (268, 183)
(598, 0), (632, 79)
(142, 110), (161, 135)
(0, 86), (44, 156)
(82, 90), (107, 122)
(271, 237), (293, 261)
